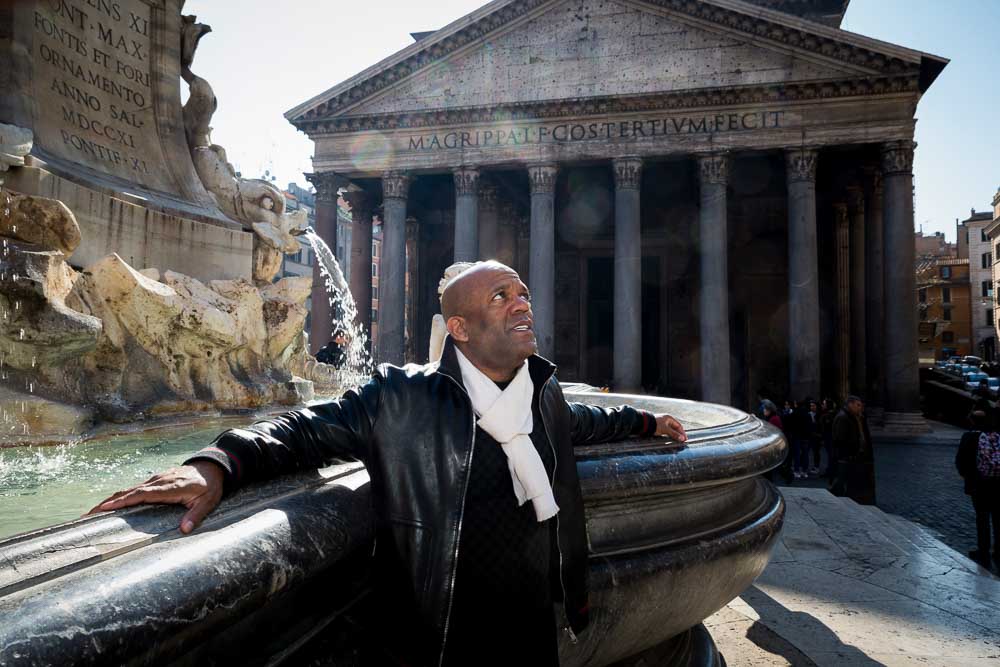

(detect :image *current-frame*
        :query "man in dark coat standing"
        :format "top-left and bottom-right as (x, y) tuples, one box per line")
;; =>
(830, 396), (876, 505)
(90, 261), (688, 666)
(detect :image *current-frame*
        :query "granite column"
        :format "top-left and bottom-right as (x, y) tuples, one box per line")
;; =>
(342, 189), (374, 349)
(881, 140), (925, 430)
(613, 157), (643, 392)
(305, 172), (341, 355)
(453, 167), (479, 263)
(847, 185), (866, 397)
(405, 217), (420, 362)
(834, 202), (851, 402)
(785, 148), (821, 400)
(698, 153), (731, 405)
(379, 171), (410, 365)
(864, 170), (885, 419)
(528, 163), (558, 360)
(478, 183), (499, 260)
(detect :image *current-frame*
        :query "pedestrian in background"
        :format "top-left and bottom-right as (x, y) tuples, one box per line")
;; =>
(820, 398), (836, 479)
(956, 407), (1000, 569)
(806, 399), (822, 477)
(788, 400), (811, 480)
(830, 396), (876, 505)
(763, 400), (783, 432)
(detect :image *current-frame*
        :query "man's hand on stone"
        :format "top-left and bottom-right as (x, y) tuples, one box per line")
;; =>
(86, 461), (225, 534)
(654, 414), (687, 443)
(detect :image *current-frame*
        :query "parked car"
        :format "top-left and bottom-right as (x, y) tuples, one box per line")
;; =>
(965, 372), (989, 393)
(988, 377), (1000, 398)
(962, 356), (983, 367)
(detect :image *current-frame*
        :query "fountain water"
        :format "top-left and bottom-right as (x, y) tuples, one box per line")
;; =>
(303, 228), (374, 389)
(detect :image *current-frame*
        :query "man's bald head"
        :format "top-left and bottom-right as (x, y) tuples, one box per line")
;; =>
(439, 261), (535, 381)
(440, 260), (517, 320)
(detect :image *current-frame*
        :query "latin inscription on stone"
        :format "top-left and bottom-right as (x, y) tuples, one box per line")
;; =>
(405, 110), (787, 152)
(30, 0), (174, 191)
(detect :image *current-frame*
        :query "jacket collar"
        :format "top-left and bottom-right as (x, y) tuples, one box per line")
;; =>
(435, 335), (556, 391)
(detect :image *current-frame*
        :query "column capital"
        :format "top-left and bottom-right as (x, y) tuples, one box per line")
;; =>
(382, 171), (411, 200)
(612, 157), (643, 190)
(785, 147), (819, 183)
(478, 182), (498, 212)
(528, 163), (558, 195)
(880, 140), (916, 176)
(306, 172), (346, 203)
(697, 153), (728, 186)
(342, 189), (374, 221)
(846, 184), (865, 215)
(453, 166), (480, 196)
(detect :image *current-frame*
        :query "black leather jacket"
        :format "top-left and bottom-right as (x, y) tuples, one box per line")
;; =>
(191, 338), (651, 664)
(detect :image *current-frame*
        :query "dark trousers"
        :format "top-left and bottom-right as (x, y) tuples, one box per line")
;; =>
(791, 439), (810, 472)
(810, 437), (822, 468)
(972, 493), (1000, 556)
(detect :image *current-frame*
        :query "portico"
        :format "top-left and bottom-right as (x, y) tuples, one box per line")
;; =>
(287, 0), (945, 424)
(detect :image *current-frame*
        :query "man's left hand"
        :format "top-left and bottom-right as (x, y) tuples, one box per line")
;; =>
(654, 414), (687, 442)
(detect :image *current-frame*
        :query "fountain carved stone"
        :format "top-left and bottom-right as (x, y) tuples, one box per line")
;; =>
(0, 3), (342, 443)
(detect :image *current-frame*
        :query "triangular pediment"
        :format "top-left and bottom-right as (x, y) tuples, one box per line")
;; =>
(287, 0), (945, 129)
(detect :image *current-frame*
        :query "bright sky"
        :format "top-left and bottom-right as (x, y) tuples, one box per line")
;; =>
(184, 0), (999, 240)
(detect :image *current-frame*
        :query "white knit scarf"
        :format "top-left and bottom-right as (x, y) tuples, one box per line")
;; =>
(454, 347), (559, 522)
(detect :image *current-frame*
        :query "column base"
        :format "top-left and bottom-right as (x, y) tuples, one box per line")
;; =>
(880, 411), (929, 434)
(865, 406), (885, 427)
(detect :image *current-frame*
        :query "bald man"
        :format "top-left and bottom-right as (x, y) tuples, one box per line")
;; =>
(92, 261), (686, 666)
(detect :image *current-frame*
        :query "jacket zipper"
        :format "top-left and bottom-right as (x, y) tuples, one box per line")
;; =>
(538, 380), (578, 645)
(437, 373), (477, 667)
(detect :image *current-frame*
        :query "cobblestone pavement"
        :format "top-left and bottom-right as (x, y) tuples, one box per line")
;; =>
(776, 421), (978, 557)
(870, 431), (977, 556)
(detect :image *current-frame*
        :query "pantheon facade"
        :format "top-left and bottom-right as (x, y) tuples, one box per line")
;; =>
(288, 0), (946, 429)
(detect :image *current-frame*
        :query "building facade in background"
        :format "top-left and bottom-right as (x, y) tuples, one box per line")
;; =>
(955, 209), (995, 360)
(988, 190), (1000, 356)
(288, 0), (947, 430)
(916, 257), (972, 361)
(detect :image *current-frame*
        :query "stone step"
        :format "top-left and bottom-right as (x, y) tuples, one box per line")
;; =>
(838, 498), (986, 576)
(882, 510), (997, 578)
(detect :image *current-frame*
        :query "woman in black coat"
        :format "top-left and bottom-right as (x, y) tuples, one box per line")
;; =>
(956, 407), (1000, 569)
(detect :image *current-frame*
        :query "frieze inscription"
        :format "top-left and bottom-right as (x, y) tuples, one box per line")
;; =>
(405, 110), (785, 152)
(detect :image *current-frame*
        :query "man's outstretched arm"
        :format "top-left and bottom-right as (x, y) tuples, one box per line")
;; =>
(88, 373), (384, 532)
(567, 402), (687, 446)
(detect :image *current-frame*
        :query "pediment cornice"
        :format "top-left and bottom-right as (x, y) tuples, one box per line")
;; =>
(295, 74), (918, 136)
(287, 0), (939, 129)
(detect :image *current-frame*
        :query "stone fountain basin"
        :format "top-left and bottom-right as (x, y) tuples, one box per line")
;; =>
(0, 392), (785, 666)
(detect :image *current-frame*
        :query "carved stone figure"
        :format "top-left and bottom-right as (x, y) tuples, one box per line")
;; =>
(180, 15), (307, 285)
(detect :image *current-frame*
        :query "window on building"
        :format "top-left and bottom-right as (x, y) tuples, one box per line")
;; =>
(942, 287), (951, 303)
(372, 242), (378, 257)
(942, 331), (954, 343)
(372, 286), (378, 300)
(996, 242), (1000, 259)
(983, 229), (989, 242)
(985, 281), (993, 298)
(988, 309), (994, 326)
(920, 309), (927, 321)
(372, 263), (377, 277)
(919, 288), (927, 304)
(371, 309), (378, 322)
(943, 307), (953, 321)
(984, 253), (993, 269)
(941, 266), (951, 279)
